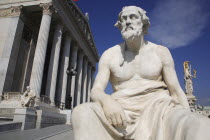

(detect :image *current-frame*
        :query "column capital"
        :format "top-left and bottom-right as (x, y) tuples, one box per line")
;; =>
(40, 3), (54, 15)
(0, 6), (23, 18)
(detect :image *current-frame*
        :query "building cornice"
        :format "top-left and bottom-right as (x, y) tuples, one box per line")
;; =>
(0, 5), (23, 17)
(64, 0), (99, 61)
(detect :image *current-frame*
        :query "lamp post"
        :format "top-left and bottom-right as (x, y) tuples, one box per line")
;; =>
(66, 67), (77, 109)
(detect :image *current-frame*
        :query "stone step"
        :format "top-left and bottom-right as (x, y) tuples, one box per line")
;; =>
(0, 122), (22, 133)
(0, 124), (73, 140)
(0, 117), (13, 122)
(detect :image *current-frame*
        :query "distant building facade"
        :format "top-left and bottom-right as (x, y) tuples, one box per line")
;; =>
(0, 0), (98, 130)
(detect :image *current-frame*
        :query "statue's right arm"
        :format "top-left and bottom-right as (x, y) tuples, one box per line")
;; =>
(90, 50), (111, 104)
(90, 50), (127, 129)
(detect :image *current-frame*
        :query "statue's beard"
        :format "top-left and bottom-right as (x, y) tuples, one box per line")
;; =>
(121, 26), (142, 41)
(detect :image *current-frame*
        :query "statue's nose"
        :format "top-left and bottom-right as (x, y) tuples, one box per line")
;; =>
(126, 22), (131, 27)
(126, 18), (131, 26)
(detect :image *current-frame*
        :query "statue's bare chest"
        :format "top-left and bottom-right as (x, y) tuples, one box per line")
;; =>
(110, 49), (162, 82)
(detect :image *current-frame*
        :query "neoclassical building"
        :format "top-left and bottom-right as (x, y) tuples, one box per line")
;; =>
(0, 0), (98, 130)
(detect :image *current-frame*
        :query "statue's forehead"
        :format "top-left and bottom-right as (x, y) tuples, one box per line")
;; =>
(121, 8), (139, 16)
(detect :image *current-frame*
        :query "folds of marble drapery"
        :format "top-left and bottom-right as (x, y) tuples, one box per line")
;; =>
(72, 80), (210, 140)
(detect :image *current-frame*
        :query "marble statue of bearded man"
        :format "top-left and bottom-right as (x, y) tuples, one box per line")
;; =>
(72, 6), (210, 140)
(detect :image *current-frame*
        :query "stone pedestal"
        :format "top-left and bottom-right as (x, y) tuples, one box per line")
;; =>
(36, 109), (66, 129)
(13, 108), (37, 130)
(187, 95), (197, 111)
(60, 109), (72, 124)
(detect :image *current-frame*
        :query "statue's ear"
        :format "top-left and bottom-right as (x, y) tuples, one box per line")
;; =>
(114, 21), (122, 31)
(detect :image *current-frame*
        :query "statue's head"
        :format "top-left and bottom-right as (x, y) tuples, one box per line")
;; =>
(183, 61), (189, 70)
(115, 6), (150, 41)
(26, 86), (30, 92)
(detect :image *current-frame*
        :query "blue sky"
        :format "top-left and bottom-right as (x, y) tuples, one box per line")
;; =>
(75, 0), (210, 105)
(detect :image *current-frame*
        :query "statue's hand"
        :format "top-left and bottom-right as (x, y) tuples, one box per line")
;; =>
(101, 96), (127, 129)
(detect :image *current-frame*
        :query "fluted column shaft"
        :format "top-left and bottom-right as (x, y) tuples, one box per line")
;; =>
(57, 35), (72, 108)
(81, 58), (88, 103)
(86, 64), (92, 102)
(73, 52), (84, 107)
(45, 23), (63, 106)
(0, 6), (24, 100)
(29, 3), (53, 99)
(91, 68), (95, 89)
(69, 46), (78, 108)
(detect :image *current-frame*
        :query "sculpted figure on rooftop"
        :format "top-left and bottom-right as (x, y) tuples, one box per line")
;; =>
(72, 6), (210, 140)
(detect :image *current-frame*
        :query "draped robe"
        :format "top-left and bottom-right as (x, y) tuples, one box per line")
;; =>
(72, 80), (210, 140)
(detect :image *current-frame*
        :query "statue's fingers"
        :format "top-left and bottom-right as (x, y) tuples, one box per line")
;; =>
(120, 113), (127, 128)
(111, 116), (117, 127)
(116, 115), (123, 128)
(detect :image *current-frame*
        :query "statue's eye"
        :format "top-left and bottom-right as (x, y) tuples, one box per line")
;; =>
(130, 14), (138, 20)
(121, 16), (127, 22)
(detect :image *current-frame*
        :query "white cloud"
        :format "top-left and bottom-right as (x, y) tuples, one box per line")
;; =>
(148, 0), (208, 48)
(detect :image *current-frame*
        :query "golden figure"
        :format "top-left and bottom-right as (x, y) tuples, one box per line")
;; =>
(183, 61), (196, 96)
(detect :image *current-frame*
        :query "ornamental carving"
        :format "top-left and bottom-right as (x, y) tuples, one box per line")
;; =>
(66, 0), (98, 58)
(40, 3), (54, 15)
(0, 6), (23, 17)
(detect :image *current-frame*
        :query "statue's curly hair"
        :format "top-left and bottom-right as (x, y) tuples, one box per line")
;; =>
(114, 6), (150, 35)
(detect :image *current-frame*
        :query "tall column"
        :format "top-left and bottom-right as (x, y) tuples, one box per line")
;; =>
(81, 57), (88, 103)
(0, 6), (24, 101)
(29, 3), (53, 100)
(69, 45), (78, 108)
(45, 23), (63, 106)
(91, 67), (95, 90)
(57, 34), (72, 108)
(86, 63), (92, 102)
(73, 51), (84, 107)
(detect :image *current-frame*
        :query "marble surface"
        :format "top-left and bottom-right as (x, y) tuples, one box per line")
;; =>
(72, 6), (210, 140)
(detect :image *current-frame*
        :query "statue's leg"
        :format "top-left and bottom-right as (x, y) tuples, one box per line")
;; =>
(164, 108), (210, 140)
(72, 103), (123, 140)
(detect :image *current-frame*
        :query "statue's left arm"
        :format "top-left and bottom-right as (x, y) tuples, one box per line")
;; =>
(159, 47), (190, 110)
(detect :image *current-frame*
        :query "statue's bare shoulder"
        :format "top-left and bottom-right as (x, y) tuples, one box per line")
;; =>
(153, 44), (174, 67)
(99, 42), (124, 67)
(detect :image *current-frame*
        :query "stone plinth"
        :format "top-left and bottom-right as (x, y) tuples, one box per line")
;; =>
(36, 109), (66, 129)
(13, 108), (36, 130)
(60, 109), (72, 125)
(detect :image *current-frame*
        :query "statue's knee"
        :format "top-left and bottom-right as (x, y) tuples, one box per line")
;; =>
(72, 104), (92, 122)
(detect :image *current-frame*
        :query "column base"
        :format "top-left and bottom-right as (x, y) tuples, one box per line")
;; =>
(50, 102), (55, 107)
